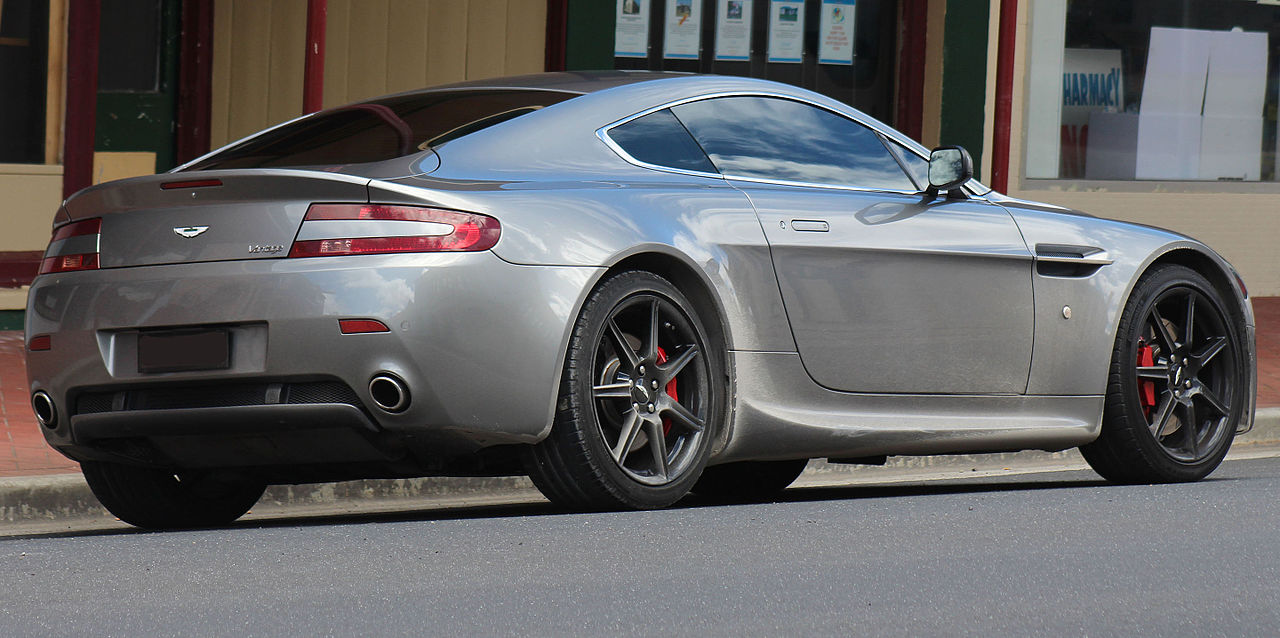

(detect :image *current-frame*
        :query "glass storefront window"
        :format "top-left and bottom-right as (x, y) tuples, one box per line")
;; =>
(1025, 0), (1280, 182)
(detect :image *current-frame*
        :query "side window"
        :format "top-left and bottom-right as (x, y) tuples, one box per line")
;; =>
(606, 109), (717, 174)
(670, 96), (916, 192)
(889, 140), (930, 190)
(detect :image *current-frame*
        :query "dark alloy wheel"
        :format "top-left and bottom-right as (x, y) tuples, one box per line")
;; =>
(526, 270), (723, 510)
(1081, 264), (1247, 483)
(82, 461), (266, 529)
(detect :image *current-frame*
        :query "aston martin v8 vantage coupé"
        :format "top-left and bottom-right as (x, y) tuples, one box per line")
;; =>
(25, 72), (1255, 528)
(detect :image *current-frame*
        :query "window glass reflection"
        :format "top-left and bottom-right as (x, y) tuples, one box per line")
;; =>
(671, 96), (914, 191)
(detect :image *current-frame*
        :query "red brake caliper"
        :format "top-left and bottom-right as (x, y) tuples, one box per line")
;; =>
(656, 346), (678, 435)
(1137, 341), (1156, 419)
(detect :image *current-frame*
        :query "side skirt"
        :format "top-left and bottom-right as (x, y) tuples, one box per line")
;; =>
(716, 351), (1104, 463)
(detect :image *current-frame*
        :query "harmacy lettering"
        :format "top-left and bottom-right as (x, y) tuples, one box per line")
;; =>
(1062, 68), (1122, 108)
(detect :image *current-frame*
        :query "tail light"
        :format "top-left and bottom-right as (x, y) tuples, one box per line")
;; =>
(289, 204), (500, 258)
(40, 218), (101, 274)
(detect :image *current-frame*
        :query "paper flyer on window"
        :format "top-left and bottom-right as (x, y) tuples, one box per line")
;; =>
(715, 0), (754, 61)
(615, 0), (650, 58)
(767, 0), (805, 63)
(664, 0), (702, 59)
(1060, 48), (1123, 178)
(818, 0), (855, 65)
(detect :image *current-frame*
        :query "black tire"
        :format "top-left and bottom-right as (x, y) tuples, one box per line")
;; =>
(82, 462), (265, 529)
(692, 459), (809, 501)
(1080, 264), (1247, 483)
(525, 270), (724, 510)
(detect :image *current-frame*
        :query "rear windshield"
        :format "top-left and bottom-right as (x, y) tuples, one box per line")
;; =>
(184, 89), (580, 171)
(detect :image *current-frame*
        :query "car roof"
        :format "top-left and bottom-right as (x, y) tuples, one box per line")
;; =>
(383, 70), (703, 97)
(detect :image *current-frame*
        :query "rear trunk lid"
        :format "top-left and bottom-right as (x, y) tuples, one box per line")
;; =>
(62, 170), (370, 268)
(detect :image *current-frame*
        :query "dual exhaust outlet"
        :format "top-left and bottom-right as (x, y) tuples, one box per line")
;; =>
(30, 375), (410, 427)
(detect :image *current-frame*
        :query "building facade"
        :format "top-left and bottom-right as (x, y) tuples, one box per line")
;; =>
(1, 0), (1278, 323)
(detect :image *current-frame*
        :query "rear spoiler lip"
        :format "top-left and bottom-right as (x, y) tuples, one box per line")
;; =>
(61, 168), (374, 221)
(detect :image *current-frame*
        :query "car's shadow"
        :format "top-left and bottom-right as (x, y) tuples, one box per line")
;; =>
(6, 469), (1224, 540)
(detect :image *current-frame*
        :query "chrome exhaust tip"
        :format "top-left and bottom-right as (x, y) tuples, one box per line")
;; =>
(368, 374), (410, 413)
(32, 391), (57, 429)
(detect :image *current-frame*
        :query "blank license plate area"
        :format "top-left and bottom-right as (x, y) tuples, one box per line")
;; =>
(137, 329), (231, 373)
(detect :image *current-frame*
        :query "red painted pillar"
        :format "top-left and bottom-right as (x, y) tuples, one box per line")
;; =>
(990, 0), (1018, 193)
(303, 0), (327, 114)
(63, 0), (101, 199)
(545, 0), (568, 72)
(176, 0), (214, 164)
(896, 0), (927, 142)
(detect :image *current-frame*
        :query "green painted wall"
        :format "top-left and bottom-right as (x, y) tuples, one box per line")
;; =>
(565, 0), (616, 71)
(938, 0), (989, 179)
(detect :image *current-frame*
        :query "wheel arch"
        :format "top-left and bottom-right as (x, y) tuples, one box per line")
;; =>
(1143, 246), (1250, 325)
(598, 248), (733, 355)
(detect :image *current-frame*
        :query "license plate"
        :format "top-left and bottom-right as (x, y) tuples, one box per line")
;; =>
(137, 328), (231, 373)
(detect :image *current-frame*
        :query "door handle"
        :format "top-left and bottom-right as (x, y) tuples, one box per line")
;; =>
(790, 219), (830, 232)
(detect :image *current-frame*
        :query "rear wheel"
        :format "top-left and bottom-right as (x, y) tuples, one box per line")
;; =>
(1080, 264), (1247, 483)
(82, 462), (265, 529)
(692, 459), (809, 501)
(525, 271), (723, 510)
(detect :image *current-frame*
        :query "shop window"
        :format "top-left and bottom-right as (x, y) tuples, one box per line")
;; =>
(611, 0), (898, 123)
(1025, 0), (1280, 183)
(0, 0), (49, 164)
(98, 0), (160, 92)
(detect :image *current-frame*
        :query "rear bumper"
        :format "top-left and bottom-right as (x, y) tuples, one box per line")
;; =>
(25, 252), (599, 463)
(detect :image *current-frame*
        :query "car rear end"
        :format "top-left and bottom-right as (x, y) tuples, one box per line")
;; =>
(24, 163), (597, 481)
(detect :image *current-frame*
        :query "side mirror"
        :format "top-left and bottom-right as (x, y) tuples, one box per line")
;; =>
(926, 146), (973, 197)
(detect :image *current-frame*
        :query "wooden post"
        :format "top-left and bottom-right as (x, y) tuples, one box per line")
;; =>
(175, 0), (213, 164)
(63, 0), (100, 199)
(303, 0), (326, 114)
(44, 0), (67, 164)
(990, 0), (1017, 193)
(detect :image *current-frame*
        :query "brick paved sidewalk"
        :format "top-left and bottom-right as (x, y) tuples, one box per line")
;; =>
(0, 332), (77, 477)
(4, 298), (1279, 479)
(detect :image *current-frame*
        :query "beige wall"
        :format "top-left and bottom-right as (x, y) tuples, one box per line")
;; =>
(0, 164), (62, 252)
(211, 0), (547, 149)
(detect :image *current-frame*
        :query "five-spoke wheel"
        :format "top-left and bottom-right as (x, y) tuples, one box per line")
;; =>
(526, 270), (723, 510)
(1081, 264), (1246, 483)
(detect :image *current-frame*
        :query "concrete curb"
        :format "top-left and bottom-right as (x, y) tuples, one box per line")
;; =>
(6, 408), (1280, 526)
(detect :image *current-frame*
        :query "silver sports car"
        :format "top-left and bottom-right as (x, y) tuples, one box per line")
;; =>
(25, 72), (1255, 528)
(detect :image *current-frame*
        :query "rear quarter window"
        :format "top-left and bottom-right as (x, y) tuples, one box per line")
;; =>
(606, 109), (717, 174)
(186, 89), (580, 171)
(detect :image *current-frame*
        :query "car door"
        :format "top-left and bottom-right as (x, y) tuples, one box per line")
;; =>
(670, 96), (1035, 394)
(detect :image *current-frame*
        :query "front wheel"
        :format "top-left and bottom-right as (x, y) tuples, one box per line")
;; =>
(82, 462), (265, 529)
(1080, 264), (1248, 483)
(525, 270), (724, 510)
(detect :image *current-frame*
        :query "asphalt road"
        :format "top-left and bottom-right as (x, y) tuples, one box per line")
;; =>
(3, 457), (1280, 636)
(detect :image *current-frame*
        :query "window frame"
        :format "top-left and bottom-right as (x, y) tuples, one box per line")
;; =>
(1018, 0), (1280, 194)
(597, 91), (938, 197)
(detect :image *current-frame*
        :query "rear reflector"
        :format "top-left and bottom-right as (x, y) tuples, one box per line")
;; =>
(161, 179), (223, 190)
(289, 204), (500, 257)
(339, 319), (390, 334)
(41, 218), (102, 275)
(27, 335), (51, 351)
